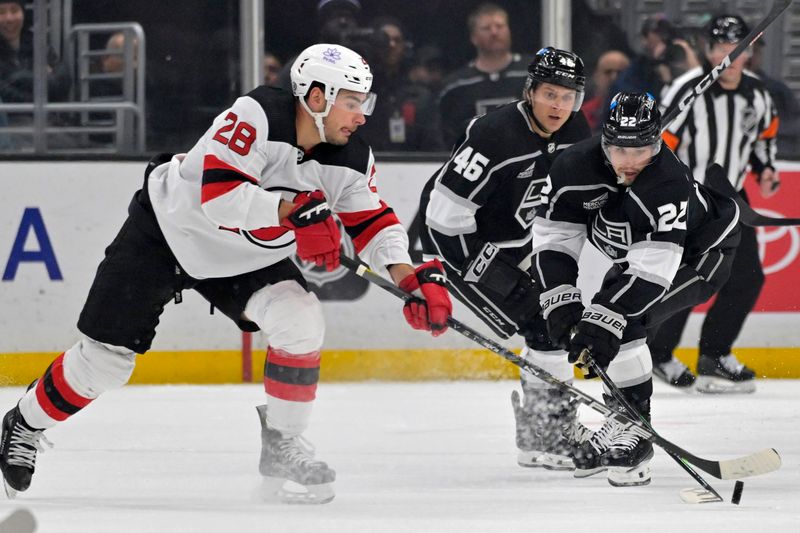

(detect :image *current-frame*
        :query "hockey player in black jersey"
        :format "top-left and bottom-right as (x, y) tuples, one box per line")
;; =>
(419, 47), (592, 470)
(533, 92), (740, 486)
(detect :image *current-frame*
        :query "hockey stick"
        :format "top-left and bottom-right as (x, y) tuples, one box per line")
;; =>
(582, 355), (724, 503)
(660, 0), (792, 131)
(704, 164), (800, 227)
(341, 255), (782, 480)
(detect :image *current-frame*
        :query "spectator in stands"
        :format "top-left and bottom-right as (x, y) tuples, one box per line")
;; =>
(91, 31), (140, 99)
(276, 0), (363, 90)
(263, 51), (281, 87)
(0, 0), (71, 103)
(607, 14), (674, 108)
(101, 31), (139, 75)
(581, 49), (629, 133)
(749, 39), (800, 158)
(655, 36), (700, 95)
(437, 2), (529, 148)
(408, 45), (445, 95)
(358, 16), (442, 152)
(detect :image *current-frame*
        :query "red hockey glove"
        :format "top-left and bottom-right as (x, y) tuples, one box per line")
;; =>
(281, 191), (341, 272)
(398, 259), (452, 337)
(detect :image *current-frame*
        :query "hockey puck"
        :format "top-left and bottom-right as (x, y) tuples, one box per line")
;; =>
(731, 481), (744, 505)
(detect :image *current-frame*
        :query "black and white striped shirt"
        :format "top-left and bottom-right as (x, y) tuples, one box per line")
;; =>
(660, 65), (779, 191)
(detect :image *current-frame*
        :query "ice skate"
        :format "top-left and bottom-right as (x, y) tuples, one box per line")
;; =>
(696, 354), (756, 394)
(602, 398), (653, 487)
(256, 405), (335, 504)
(652, 356), (695, 390)
(604, 428), (653, 487)
(1, 405), (52, 499)
(572, 417), (619, 478)
(511, 389), (591, 471)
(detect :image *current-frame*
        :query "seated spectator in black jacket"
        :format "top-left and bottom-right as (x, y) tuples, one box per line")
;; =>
(437, 2), (529, 148)
(357, 16), (443, 152)
(0, 0), (71, 103)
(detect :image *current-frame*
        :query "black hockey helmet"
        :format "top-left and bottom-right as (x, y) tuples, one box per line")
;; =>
(602, 92), (662, 149)
(526, 46), (586, 93)
(706, 14), (749, 45)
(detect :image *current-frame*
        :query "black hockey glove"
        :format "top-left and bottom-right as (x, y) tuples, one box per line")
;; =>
(568, 304), (627, 378)
(463, 242), (539, 326)
(539, 285), (583, 349)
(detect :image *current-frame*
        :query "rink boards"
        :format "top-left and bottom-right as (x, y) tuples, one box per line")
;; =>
(2, 159), (800, 383)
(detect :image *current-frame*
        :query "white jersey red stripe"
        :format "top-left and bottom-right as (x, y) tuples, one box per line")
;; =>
(147, 86), (411, 279)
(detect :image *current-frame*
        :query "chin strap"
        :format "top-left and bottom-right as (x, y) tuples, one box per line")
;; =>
(298, 98), (332, 143)
(524, 100), (553, 136)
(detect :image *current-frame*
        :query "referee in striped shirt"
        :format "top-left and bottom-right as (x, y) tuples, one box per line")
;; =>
(648, 14), (780, 393)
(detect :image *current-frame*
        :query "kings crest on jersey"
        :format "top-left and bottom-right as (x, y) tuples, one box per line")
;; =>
(420, 100), (590, 272)
(533, 136), (739, 317)
(147, 86), (408, 279)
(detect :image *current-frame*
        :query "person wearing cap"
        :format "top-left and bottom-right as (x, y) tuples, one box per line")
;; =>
(650, 14), (780, 393)
(0, 43), (453, 504)
(419, 46), (591, 472)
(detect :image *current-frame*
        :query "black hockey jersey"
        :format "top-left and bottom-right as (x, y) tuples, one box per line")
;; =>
(438, 55), (530, 147)
(420, 101), (591, 273)
(532, 136), (740, 320)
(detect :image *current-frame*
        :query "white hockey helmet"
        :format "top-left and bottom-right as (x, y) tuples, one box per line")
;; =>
(291, 43), (376, 142)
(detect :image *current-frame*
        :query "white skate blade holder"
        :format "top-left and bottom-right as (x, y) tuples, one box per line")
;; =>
(259, 477), (335, 505)
(695, 376), (756, 394)
(679, 487), (724, 504)
(2, 478), (17, 500)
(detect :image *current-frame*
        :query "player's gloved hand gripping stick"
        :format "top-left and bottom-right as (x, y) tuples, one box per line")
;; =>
(341, 255), (781, 488)
(281, 191), (341, 272)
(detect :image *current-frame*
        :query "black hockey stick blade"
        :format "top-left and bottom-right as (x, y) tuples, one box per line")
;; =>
(661, 0), (792, 131)
(704, 164), (800, 227)
(341, 255), (783, 480)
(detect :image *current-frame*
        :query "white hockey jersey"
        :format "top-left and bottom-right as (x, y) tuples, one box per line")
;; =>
(147, 86), (412, 279)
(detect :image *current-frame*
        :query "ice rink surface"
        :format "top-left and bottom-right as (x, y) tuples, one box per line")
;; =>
(0, 379), (798, 533)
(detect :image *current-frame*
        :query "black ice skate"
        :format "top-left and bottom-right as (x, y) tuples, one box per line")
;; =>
(652, 356), (696, 389)
(695, 354), (756, 394)
(256, 404), (335, 504)
(1, 405), (52, 499)
(603, 398), (653, 487)
(511, 388), (592, 471)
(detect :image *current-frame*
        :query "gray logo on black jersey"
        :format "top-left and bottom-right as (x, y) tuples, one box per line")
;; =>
(603, 244), (618, 259)
(516, 161), (536, 179)
(583, 192), (608, 210)
(514, 181), (541, 228)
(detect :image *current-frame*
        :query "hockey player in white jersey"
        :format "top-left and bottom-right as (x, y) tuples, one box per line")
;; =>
(0, 43), (452, 504)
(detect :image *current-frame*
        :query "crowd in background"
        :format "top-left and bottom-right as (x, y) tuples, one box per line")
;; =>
(0, 0), (798, 158)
